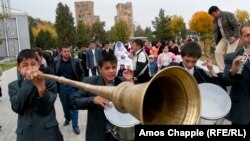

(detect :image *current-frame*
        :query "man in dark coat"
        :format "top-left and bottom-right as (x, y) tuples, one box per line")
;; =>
(53, 44), (84, 134)
(86, 40), (102, 76)
(78, 45), (89, 77)
(101, 41), (114, 57)
(8, 49), (63, 141)
(223, 23), (250, 124)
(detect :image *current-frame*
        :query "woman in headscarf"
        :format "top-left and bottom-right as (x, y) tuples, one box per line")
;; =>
(114, 41), (129, 60)
(114, 41), (133, 74)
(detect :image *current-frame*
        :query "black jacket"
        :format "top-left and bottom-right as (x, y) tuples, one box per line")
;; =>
(223, 48), (250, 124)
(53, 57), (84, 92)
(169, 62), (226, 90)
(70, 76), (123, 141)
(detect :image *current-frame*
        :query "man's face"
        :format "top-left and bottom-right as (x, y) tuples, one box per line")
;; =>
(17, 58), (39, 76)
(210, 10), (221, 18)
(182, 56), (198, 70)
(156, 42), (162, 47)
(81, 46), (86, 52)
(61, 48), (71, 59)
(99, 61), (117, 83)
(89, 42), (95, 49)
(132, 42), (140, 52)
(104, 44), (110, 49)
(241, 26), (250, 47)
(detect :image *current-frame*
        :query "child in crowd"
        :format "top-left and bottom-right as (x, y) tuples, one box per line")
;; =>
(8, 49), (63, 141)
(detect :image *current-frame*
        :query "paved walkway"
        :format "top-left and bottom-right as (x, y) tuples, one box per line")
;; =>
(0, 67), (87, 141)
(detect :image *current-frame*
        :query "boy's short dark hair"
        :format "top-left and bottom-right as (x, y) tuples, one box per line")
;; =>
(132, 39), (143, 48)
(103, 41), (109, 46)
(17, 49), (39, 65)
(240, 22), (250, 36)
(98, 53), (117, 68)
(208, 6), (220, 14)
(181, 42), (202, 59)
(81, 44), (86, 48)
(62, 43), (71, 49)
(31, 47), (43, 57)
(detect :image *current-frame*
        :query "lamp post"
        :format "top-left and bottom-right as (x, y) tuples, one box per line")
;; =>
(178, 31), (181, 43)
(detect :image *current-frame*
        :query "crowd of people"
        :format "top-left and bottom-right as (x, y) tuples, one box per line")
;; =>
(0, 5), (249, 141)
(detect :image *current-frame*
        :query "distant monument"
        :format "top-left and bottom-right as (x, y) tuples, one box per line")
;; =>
(115, 2), (134, 38)
(75, 1), (100, 27)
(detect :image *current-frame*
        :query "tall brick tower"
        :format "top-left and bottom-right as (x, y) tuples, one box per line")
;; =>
(75, 1), (100, 27)
(115, 2), (134, 38)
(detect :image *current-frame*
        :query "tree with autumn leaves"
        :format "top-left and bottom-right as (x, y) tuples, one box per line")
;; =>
(235, 9), (250, 25)
(189, 11), (214, 55)
(28, 16), (57, 49)
(169, 15), (187, 42)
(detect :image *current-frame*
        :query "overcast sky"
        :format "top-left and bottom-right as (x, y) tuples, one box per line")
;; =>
(11, 0), (250, 30)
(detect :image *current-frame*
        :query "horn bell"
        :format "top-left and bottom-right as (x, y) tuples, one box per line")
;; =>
(112, 66), (201, 125)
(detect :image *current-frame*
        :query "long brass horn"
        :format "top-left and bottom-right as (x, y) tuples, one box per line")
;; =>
(40, 66), (201, 124)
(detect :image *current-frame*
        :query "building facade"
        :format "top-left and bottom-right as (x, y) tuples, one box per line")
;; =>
(75, 1), (100, 27)
(0, 9), (30, 58)
(115, 2), (134, 38)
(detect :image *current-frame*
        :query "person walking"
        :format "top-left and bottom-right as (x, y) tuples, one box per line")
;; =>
(53, 43), (84, 134)
(86, 40), (102, 76)
(78, 45), (89, 77)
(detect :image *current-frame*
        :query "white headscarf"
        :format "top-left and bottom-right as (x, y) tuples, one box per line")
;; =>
(114, 41), (133, 75)
(114, 41), (129, 60)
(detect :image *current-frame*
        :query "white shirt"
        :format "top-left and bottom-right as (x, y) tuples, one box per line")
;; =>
(92, 49), (97, 66)
(183, 63), (194, 75)
(217, 17), (226, 38)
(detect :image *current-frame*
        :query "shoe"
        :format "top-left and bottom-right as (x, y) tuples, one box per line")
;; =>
(63, 120), (70, 126)
(73, 126), (80, 135)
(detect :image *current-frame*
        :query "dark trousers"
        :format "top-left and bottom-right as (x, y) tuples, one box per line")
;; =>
(105, 132), (119, 141)
(81, 63), (89, 77)
(59, 85), (78, 127)
(91, 66), (99, 76)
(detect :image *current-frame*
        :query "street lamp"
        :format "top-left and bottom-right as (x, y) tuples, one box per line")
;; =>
(178, 31), (181, 43)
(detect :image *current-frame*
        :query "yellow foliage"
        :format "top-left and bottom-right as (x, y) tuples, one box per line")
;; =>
(235, 9), (250, 25)
(170, 15), (185, 36)
(189, 11), (214, 34)
(32, 23), (57, 38)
